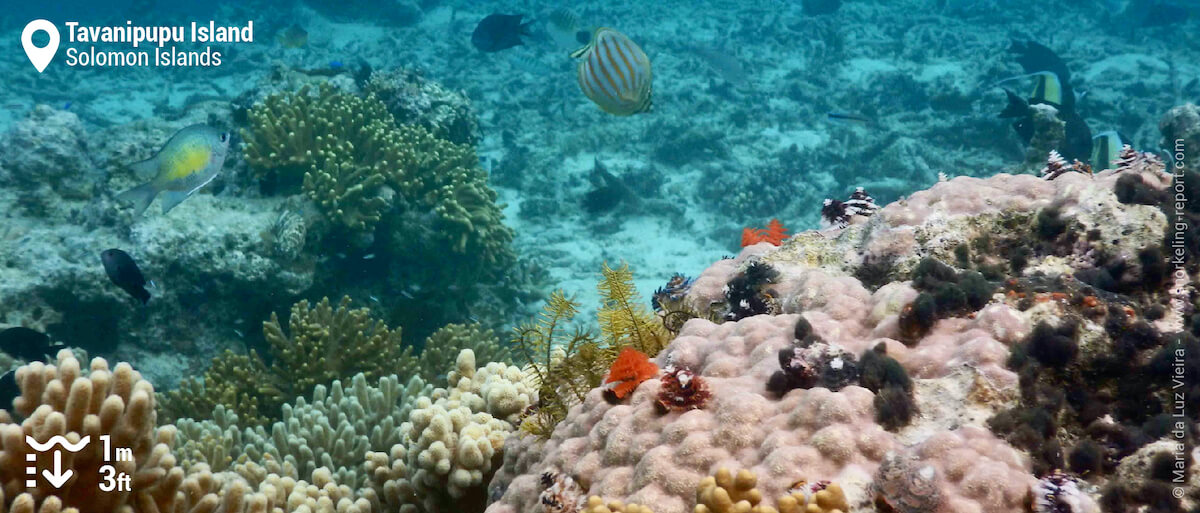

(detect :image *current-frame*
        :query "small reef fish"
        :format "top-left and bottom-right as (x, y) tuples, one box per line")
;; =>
(0, 327), (65, 361)
(826, 112), (873, 125)
(117, 124), (230, 215)
(471, 14), (533, 53)
(0, 327), (65, 412)
(101, 249), (151, 305)
(547, 8), (589, 50)
(572, 28), (653, 116)
(277, 23), (308, 48)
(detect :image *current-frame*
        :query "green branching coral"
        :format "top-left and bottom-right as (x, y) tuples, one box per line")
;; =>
(162, 296), (420, 426)
(243, 83), (515, 265)
(241, 83), (391, 181)
(264, 296), (419, 401)
(160, 349), (278, 426)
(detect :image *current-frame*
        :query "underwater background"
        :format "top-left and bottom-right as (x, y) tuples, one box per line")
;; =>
(0, 0), (1198, 512)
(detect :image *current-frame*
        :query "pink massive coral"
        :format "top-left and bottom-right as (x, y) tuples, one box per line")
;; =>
(486, 166), (1176, 513)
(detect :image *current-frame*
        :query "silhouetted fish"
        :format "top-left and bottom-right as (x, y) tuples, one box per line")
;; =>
(101, 249), (150, 304)
(0, 327), (65, 412)
(471, 14), (533, 53)
(1000, 41), (1092, 162)
(0, 327), (64, 361)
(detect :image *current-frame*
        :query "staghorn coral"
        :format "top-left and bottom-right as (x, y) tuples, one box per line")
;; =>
(0, 350), (183, 513)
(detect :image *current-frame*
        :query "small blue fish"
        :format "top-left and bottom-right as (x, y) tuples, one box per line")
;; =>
(329, 60), (344, 69)
(62, 101), (72, 110)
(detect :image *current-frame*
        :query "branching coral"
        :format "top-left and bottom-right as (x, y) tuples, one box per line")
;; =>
(369, 349), (533, 513)
(263, 296), (418, 402)
(0, 350), (183, 513)
(162, 296), (419, 426)
(160, 349), (277, 426)
(418, 323), (510, 388)
(242, 83), (513, 255)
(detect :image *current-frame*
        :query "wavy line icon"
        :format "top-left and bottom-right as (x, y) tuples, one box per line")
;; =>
(26, 435), (90, 453)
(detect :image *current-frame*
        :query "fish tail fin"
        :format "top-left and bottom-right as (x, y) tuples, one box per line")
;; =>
(520, 19), (535, 37)
(998, 89), (1030, 119)
(116, 182), (159, 217)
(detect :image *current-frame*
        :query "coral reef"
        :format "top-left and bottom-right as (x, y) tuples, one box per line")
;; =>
(161, 296), (418, 425)
(364, 68), (479, 146)
(262, 296), (416, 402)
(369, 349), (534, 513)
(487, 161), (1196, 513)
(0, 105), (93, 208)
(0, 350), (182, 512)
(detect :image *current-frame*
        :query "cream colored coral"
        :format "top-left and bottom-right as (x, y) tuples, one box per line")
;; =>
(0, 350), (183, 513)
(584, 496), (656, 513)
(374, 349), (532, 513)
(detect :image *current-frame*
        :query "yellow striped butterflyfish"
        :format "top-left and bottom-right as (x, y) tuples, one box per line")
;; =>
(571, 28), (653, 116)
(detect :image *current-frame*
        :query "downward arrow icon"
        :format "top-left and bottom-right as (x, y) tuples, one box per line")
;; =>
(42, 451), (72, 488)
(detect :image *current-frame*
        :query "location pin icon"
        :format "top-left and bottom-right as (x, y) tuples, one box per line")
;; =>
(22, 19), (59, 73)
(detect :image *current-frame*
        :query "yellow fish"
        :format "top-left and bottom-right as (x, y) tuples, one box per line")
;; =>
(571, 28), (653, 116)
(277, 24), (308, 49)
(117, 124), (229, 215)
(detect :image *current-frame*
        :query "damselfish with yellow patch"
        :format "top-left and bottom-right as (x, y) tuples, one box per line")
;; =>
(117, 124), (230, 215)
(571, 28), (653, 116)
